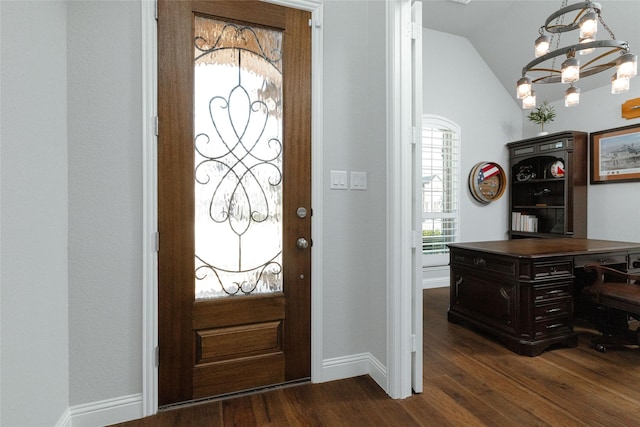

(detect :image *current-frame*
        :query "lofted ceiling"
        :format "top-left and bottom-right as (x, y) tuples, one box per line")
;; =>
(422, 0), (640, 106)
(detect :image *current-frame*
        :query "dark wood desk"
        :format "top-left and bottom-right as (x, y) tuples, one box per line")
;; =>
(447, 238), (640, 356)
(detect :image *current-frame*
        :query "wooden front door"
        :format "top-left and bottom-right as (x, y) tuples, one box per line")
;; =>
(157, 0), (311, 406)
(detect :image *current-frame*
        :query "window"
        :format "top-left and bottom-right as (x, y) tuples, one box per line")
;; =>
(422, 115), (460, 267)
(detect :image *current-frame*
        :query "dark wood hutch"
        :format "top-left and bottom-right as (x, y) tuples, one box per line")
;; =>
(507, 131), (588, 239)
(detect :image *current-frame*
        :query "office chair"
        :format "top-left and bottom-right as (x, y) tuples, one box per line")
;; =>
(584, 264), (640, 353)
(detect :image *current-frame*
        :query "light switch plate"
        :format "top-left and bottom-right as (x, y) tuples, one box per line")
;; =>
(330, 170), (348, 190)
(350, 171), (367, 190)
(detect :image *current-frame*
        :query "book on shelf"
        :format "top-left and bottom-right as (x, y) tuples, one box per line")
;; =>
(511, 212), (538, 232)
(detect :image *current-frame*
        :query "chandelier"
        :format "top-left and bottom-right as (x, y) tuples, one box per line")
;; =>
(517, 1), (637, 109)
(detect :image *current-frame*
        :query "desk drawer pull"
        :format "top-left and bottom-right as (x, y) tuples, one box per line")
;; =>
(546, 323), (564, 330)
(545, 308), (562, 314)
(546, 289), (564, 295)
(474, 257), (486, 267)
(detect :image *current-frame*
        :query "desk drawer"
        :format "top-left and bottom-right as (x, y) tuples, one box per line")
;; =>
(451, 253), (516, 278)
(533, 261), (573, 279)
(534, 299), (572, 321)
(534, 282), (571, 302)
(534, 317), (571, 338)
(574, 253), (627, 268)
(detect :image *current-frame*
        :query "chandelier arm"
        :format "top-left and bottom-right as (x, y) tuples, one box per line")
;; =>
(530, 68), (561, 79)
(569, 9), (586, 28)
(531, 71), (561, 85)
(580, 48), (623, 70)
(522, 39), (628, 77)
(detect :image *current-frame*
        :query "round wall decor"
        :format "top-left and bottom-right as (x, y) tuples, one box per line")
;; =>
(550, 159), (565, 178)
(468, 161), (506, 204)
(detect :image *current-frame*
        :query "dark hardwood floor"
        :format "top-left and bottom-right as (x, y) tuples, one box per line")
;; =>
(114, 287), (640, 426)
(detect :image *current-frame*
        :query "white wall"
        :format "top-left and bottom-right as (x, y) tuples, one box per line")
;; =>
(67, 0), (143, 405)
(524, 84), (640, 243)
(322, 0), (388, 366)
(422, 28), (522, 244)
(0, 1), (70, 426)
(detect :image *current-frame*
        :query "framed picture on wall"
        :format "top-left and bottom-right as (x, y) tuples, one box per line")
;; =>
(590, 124), (640, 184)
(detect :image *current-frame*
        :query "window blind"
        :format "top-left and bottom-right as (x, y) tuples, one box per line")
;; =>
(422, 122), (460, 256)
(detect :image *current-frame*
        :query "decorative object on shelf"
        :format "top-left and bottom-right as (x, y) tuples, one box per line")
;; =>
(621, 97), (640, 120)
(516, 165), (536, 182)
(590, 123), (640, 184)
(468, 161), (506, 204)
(516, 1), (637, 109)
(533, 188), (552, 197)
(550, 159), (566, 177)
(526, 101), (556, 135)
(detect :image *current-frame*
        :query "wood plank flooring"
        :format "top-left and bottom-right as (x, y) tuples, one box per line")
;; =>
(113, 287), (640, 426)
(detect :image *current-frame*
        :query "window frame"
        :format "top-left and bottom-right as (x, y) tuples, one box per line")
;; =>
(421, 115), (461, 268)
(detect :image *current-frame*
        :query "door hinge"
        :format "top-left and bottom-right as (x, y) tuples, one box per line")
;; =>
(155, 346), (160, 366)
(155, 232), (160, 252)
(154, 115), (159, 137)
(411, 126), (420, 145)
(411, 334), (417, 353)
(154, 0), (158, 21)
(408, 21), (420, 40)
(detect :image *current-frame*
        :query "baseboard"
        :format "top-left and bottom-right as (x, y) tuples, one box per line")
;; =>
(422, 277), (449, 289)
(366, 353), (387, 389)
(56, 354), (385, 426)
(55, 408), (72, 427)
(55, 394), (143, 427)
(422, 266), (450, 289)
(322, 352), (387, 392)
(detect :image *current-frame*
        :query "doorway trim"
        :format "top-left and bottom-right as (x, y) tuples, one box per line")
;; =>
(385, 0), (418, 399)
(141, 0), (324, 416)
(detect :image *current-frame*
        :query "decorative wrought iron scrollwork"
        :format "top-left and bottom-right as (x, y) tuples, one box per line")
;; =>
(193, 17), (283, 299)
(194, 23), (282, 68)
(195, 254), (282, 297)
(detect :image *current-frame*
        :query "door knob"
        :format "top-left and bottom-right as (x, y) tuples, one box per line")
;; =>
(296, 237), (309, 250)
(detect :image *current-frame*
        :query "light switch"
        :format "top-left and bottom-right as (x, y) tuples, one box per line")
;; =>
(350, 171), (367, 190)
(330, 170), (348, 190)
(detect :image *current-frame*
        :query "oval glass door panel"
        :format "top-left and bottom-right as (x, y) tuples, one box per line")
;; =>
(194, 15), (283, 299)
